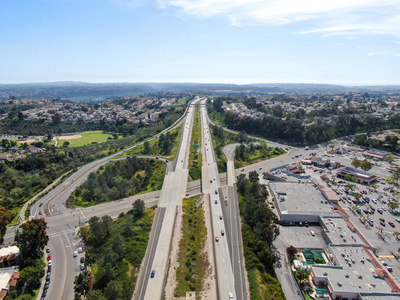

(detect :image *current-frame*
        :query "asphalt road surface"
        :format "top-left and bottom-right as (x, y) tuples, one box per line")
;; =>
(134, 97), (201, 300)
(200, 103), (236, 299)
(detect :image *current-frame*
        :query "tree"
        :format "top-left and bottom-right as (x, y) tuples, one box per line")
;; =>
(361, 160), (373, 172)
(287, 245), (297, 260)
(15, 218), (48, 268)
(392, 167), (400, 185)
(104, 280), (123, 300)
(86, 290), (106, 300)
(0, 208), (12, 244)
(351, 159), (362, 169)
(132, 199), (145, 218)
(143, 141), (151, 154)
(248, 171), (259, 184)
(389, 202), (400, 210)
(112, 234), (125, 260)
(63, 141), (70, 147)
(74, 270), (90, 297)
(17, 266), (42, 293)
(387, 155), (394, 165)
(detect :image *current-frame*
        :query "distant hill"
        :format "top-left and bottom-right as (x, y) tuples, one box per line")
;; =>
(0, 82), (399, 102)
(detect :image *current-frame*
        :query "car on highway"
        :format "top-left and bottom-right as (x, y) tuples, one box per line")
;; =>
(73, 251), (78, 257)
(229, 292), (234, 299)
(221, 230), (225, 236)
(215, 237), (219, 242)
(219, 215), (222, 220)
(39, 203), (43, 207)
(151, 270), (155, 278)
(215, 200), (218, 204)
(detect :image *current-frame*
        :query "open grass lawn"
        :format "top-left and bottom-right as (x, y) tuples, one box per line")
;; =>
(58, 131), (120, 147)
(175, 196), (208, 297)
(234, 150), (286, 168)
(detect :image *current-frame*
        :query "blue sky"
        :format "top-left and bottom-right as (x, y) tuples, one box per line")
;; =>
(1, 0), (399, 85)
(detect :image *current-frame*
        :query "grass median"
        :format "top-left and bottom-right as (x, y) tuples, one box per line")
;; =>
(188, 107), (202, 180)
(175, 196), (209, 298)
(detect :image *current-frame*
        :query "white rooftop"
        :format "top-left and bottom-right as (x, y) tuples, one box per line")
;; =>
(312, 246), (393, 295)
(269, 182), (337, 216)
(0, 246), (19, 257)
(0, 267), (17, 290)
(320, 216), (366, 246)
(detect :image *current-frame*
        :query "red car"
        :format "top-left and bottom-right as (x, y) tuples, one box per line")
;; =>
(47, 255), (52, 261)
(389, 221), (395, 228)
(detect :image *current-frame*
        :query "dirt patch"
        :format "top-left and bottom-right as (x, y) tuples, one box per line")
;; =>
(19, 139), (37, 144)
(58, 134), (82, 140)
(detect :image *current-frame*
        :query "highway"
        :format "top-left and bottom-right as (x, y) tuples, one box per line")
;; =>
(2, 97), (394, 300)
(2, 103), (189, 300)
(134, 97), (200, 300)
(200, 102), (236, 299)
(222, 143), (248, 300)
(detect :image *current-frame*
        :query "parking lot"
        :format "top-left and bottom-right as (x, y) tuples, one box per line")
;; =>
(277, 225), (328, 250)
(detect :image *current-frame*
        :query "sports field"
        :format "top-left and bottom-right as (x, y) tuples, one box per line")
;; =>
(57, 131), (117, 147)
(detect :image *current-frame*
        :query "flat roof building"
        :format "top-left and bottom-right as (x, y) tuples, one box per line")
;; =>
(311, 245), (398, 299)
(363, 149), (393, 160)
(336, 166), (377, 185)
(320, 216), (366, 246)
(269, 182), (339, 223)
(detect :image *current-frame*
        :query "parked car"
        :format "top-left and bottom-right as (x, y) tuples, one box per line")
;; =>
(73, 251), (78, 257)
(310, 231), (315, 236)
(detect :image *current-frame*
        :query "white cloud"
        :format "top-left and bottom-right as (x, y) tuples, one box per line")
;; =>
(368, 50), (400, 56)
(113, 0), (145, 8)
(157, 0), (400, 36)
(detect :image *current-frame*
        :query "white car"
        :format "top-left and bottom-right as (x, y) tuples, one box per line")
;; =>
(310, 231), (315, 236)
(73, 251), (78, 257)
(229, 293), (234, 299)
(78, 247), (83, 253)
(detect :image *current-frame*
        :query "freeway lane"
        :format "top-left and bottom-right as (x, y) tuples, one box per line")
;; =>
(134, 98), (201, 300)
(200, 102), (236, 299)
(222, 145), (248, 300)
(135, 207), (166, 300)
